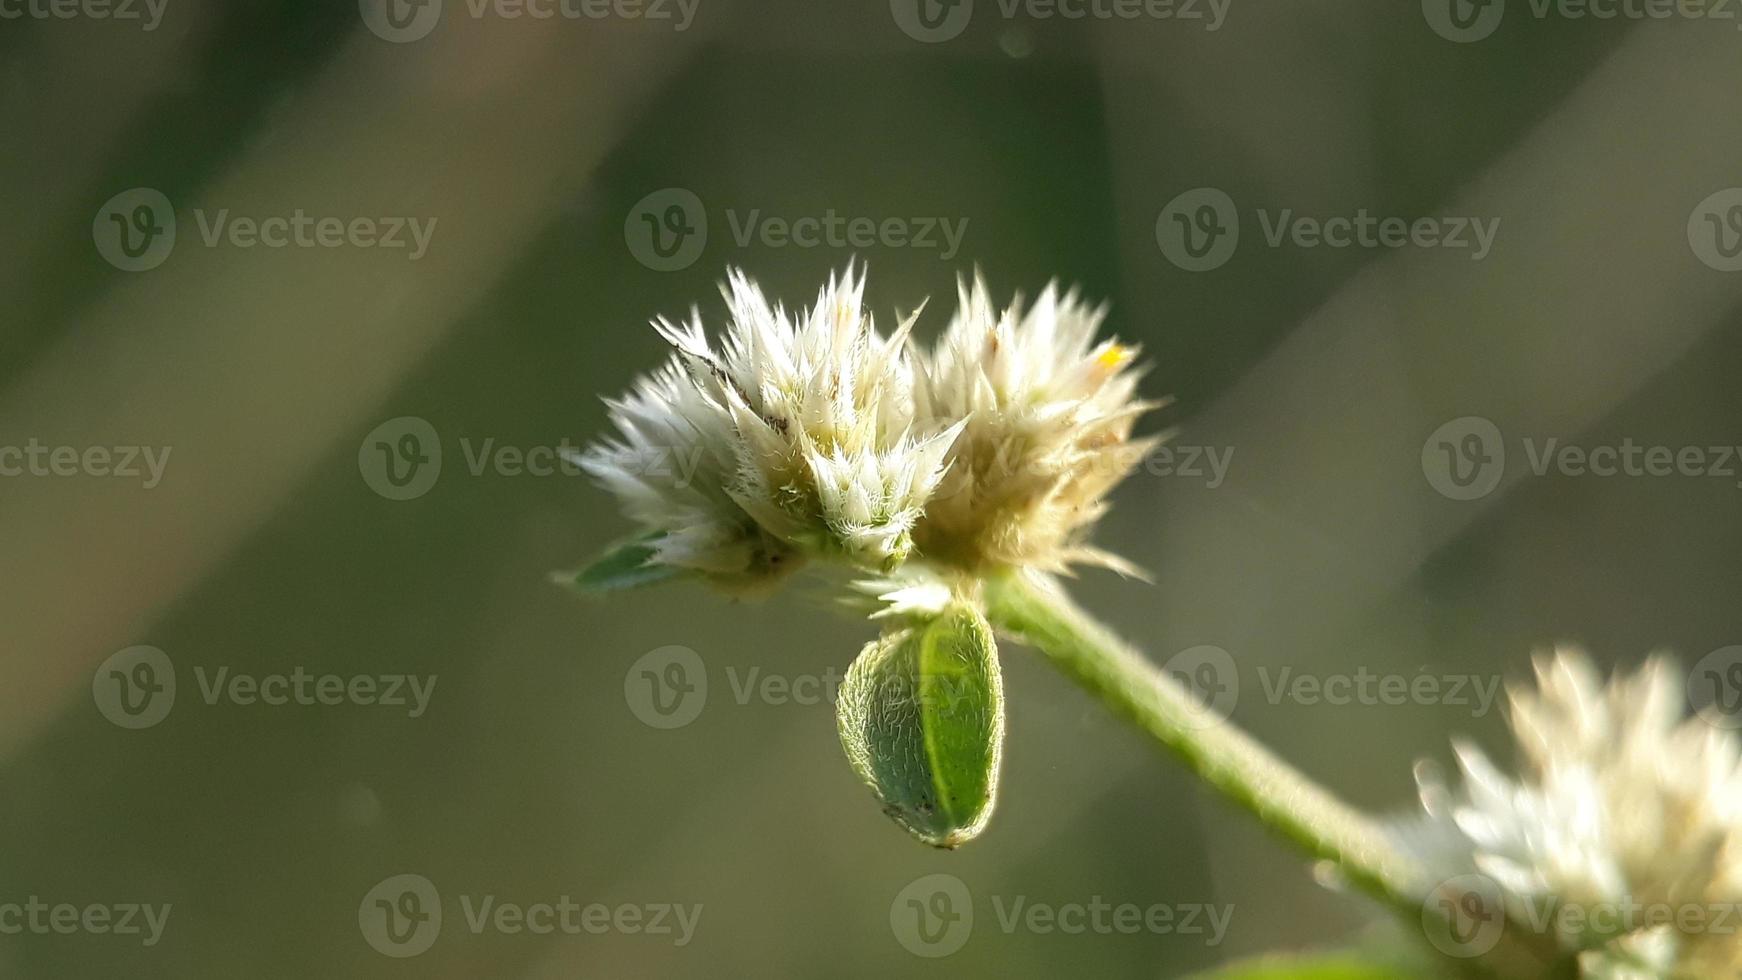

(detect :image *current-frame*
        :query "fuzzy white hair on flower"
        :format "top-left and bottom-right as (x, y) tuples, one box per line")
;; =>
(579, 265), (961, 590)
(1393, 649), (1742, 978)
(913, 274), (1163, 576)
(842, 564), (957, 621)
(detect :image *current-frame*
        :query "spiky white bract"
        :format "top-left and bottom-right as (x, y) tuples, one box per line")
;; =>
(1395, 650), (1742, 978)
(844, 564), (958, 621)
(914, 275), (1161, 576)
(580, 266), (960, 590)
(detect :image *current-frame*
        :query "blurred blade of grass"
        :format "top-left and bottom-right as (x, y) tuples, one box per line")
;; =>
(1115, 20), (1742, 692)
(0, 14), (709, 758)
(0, 1), (362, 388)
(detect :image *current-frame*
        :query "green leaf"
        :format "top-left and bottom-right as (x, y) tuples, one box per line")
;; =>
(836, 602), (1005, 849)
(553, 533), (683, 594)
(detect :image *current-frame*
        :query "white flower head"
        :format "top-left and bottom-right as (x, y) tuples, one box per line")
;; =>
(914, 274), (1162, 575)
(581, 266), (1162, 593)
(1394, 649), (1742, 977)
(580, 265), (960, 589)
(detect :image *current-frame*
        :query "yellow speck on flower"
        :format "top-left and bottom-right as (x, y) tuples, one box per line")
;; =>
(1096, 344), (1133, 372)
(915, 275), (1162, 576)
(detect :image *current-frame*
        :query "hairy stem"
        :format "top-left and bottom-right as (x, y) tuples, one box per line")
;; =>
(982, 570), (1417, 905)
(981, 570), (1572, 978)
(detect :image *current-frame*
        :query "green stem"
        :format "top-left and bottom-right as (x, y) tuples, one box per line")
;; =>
(981, 570), (1574, 978)
(982, 571), (1423, 911)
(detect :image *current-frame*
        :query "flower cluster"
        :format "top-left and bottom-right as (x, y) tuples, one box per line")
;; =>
(581, 265), (1157, 592)
(914, 276), (1160, 575)
(1395, 651), (1742, 978)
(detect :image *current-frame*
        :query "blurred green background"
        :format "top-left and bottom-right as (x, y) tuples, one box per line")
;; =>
(4, 1), (1742, 976)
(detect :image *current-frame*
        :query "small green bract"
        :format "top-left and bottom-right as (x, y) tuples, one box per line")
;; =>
(835, 602), (1005, 849)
